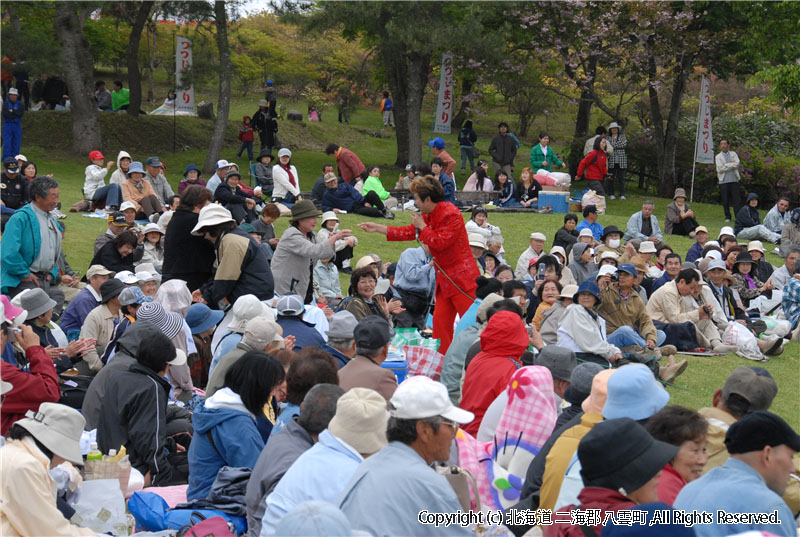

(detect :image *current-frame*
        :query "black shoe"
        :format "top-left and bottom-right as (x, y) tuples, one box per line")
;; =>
(383, 209), (395, 220)
(340, 267), (353, 274)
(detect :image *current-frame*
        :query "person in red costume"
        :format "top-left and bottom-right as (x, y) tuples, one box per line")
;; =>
(358, 176), (478, 353)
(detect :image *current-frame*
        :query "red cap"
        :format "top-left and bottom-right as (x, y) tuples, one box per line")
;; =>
(89, 150), (105, 160)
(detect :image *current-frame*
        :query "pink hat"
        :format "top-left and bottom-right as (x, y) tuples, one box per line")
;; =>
(581, 369), (615, 415)
(1, 295), (27, 327)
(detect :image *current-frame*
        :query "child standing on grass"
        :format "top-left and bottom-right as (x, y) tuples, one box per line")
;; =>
(237, 115), (255, 161)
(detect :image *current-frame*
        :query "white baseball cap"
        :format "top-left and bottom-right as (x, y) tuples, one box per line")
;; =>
(389, 376), (474, 424)
(718, 226), (735, 240)
(216, 159), (231, 169)
(115, 270), (140, 285)
(120, 201), (137, 212)
(578, 228), (594, 238)
(597, 265), (618, 279)
(14, 154), (26, 162)
(278, 148), (292, 158)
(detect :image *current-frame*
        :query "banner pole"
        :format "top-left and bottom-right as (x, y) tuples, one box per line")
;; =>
(690, 76), (705, 203)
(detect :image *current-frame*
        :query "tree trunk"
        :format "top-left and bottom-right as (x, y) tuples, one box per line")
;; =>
(54, 3), (102, 154)
(452, 78), (473, 129)
(126, 1), (153, 117)
(650, 53), (694, 197)
(203, 1), (232, 174)
(384, 46), (430, 168)
(568, 89), (593, 177)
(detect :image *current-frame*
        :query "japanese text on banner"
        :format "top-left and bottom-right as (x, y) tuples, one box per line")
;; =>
(434, 54), (454, 134)
(175, 36), (195, 114)
(695, 76), (714, 164)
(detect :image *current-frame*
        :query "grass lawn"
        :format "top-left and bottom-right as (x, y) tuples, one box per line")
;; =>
(11, 100), (799, 429)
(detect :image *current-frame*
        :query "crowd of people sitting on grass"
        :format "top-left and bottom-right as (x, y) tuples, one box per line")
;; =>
(1, 125), (800, 536)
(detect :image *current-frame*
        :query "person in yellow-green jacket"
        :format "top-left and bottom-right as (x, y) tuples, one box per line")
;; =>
(362, 165), (397, 209)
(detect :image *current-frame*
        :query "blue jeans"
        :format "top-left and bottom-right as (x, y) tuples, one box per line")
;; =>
(607, 325), (666, 348)
(237, 141), (254, 161)
(91, 183), (123, 208)
(498, 199), (522, 208)
(460, 146), (475, 171)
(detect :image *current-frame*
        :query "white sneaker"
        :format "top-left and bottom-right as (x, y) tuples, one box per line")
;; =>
(772, 247), (781, 256)
(620, 195), (626, 200)
(609, 195), (616, 200)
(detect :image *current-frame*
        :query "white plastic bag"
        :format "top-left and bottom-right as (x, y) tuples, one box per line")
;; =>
(70, 479), (129, 536)
(722, 322), (766, 362)
(761, 317), (792, 338)
(580, 189), (606, 214)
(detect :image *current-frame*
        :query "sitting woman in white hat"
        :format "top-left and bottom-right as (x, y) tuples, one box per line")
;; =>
(0, 402), (97, 536)
(317, 211), (358, 274)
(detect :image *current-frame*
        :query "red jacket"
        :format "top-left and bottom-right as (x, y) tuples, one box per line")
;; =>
(544, 487), (636, 537)
(459, 310), (529, 436)
(577, 149), (608, 181)
(655, 463), (685, 506)
(387, 201), (479, 300)
(335, 147), (365, 184)
(1, 346), (61, 435)
(238, 116), (254, 142)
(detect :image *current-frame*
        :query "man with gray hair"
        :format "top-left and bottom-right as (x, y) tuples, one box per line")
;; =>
(1, 176), (65, 316)
(205, 317), (284, 396)
(486, 234), (505, 263)
(623, 200), (664, 248)
(246, 383), (344, 537)
(321, 310), (357, 368)
(769, 246), (800, 291)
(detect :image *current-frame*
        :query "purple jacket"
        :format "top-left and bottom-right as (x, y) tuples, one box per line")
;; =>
(59, 287), (100, 334)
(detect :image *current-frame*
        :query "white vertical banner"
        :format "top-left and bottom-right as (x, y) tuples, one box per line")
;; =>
(433, 54), (454, 134)
(175, 36), (195, 114)
(695, 76), (714, 164)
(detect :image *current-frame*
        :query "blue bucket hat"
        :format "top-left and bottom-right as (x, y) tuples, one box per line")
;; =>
(185, 302), (225, 335)
(183, 164), (200, 177)
(603, 363), (670, 421)
(127, 161), (145, 176)
(573, 280), (601, 303)
(428, 137), (445, 149)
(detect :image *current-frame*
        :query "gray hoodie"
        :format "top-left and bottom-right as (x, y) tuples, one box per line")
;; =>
(82, 322), (164, 430)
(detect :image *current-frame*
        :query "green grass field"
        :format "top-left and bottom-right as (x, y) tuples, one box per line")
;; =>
(10, 98), (799, 429)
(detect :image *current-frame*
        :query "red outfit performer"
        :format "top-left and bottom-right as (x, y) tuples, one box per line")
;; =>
(358, 176), (478, 353)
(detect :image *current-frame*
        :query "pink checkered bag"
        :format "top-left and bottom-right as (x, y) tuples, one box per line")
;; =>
(403, 345), (445, 381)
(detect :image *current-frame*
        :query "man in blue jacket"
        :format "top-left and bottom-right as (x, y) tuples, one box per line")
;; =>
(2, 88), (23, 160)
(58, 265), (113, 335)
(1, 176), (65, 316)
(321, 174), (392, 219)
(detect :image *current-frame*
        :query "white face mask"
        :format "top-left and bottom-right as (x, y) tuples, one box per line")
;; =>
(608, 238), (621, 249)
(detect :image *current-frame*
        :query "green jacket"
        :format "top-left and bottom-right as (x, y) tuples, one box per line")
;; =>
(111, 88), (130, 111)
(362, 175), (390, 201)
(529, 144), (563, 171)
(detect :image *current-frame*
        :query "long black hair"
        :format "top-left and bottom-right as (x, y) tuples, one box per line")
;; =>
(224, 351), (285, 416)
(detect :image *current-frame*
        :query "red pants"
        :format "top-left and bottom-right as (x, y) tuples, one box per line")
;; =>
(433, 290), (475, 355)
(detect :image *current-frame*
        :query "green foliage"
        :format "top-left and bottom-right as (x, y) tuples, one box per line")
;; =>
(749, 65), (800, 117)
(83, 16), (130, 71)
(712, 112), (800, 158)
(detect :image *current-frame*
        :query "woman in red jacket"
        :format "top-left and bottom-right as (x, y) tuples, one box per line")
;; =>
(358, 176), (478, 353)
(0, 322), (61, 435)
(577, 137), (609, 196)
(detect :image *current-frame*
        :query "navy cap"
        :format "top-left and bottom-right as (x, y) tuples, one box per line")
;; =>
(145, 156), (162, 167)
(3, 157), (19, 172)
(618, 263), (637, 277)
(354, 315), (395, 349)
(183, 164), (200, 176)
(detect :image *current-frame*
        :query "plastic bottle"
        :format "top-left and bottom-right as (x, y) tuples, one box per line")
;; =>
(87, 442), (102, 461)
(103, 449), (117, 461)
